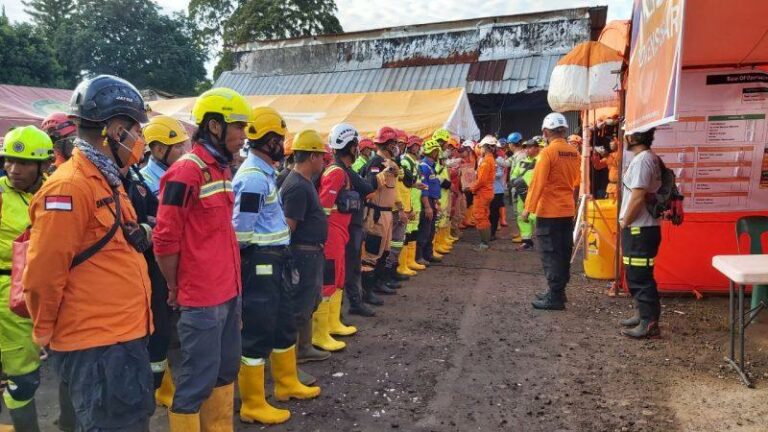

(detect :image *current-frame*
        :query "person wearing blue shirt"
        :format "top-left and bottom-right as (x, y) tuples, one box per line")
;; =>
(140, 115), (189, 196)
(416, 139), (443, 266)
(490, 142), (510, 240)
(233, 107), (320, 426)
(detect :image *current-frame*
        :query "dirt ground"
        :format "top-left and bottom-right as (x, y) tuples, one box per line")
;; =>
(4, 224), (768, 431)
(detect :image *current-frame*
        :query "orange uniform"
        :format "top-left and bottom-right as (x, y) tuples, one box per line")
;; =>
(24, 150), (152, 351)
(525, 138), (580, 218)
(593, 151), (620, 199)
(471, 153), (495, 230)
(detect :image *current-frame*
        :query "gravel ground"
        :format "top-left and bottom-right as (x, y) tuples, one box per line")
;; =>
(4, 224), (768, 431)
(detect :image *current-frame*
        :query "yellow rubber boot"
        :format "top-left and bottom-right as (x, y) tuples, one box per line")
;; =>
(270, 346), (321, 402)
(438, 228), (453, 251)
(328, 290), (357, 337)
(169, 411), (200, 432)
(407, 243), (426, 271)
(199, 383), (234, 432)
(0, 425), (15, 432)
(155, 369), (175, 408)
(311, 298), (346, 352)
(238, 362), (290, 425)
(397, 243), (418, 276)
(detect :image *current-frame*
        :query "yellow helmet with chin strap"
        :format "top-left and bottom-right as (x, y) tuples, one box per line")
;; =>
(246, 106), (287, 140)
(143, 115), (189, 146)
(191, 88), (251, 125)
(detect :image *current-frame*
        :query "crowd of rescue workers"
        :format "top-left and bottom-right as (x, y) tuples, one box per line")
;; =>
(0, 75), (664, 431)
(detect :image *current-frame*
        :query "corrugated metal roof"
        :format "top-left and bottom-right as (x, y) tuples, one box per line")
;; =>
(215, 54), (560, 96)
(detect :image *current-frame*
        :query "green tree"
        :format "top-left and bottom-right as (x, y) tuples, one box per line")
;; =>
(22, 0), (76, 41)
(189, 0), (343, 79)
(71, 0), (208, 95)
(0, 13), (68, 87)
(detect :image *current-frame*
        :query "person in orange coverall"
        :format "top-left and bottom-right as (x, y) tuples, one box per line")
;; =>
(471, 135), (498, 250)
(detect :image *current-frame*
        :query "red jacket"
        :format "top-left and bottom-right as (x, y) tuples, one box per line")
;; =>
(319, 164), (352, 236)
(153, 144), (241, 307)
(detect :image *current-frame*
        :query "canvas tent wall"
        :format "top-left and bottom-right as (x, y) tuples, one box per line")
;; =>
(149, 88), (480, 141)
(0, 85), (71, 136)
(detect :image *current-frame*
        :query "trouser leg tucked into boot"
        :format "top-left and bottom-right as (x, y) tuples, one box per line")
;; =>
(311, 297), (346, 351)
(270, 346), (321, 402)
(297, 319), (331, 363)
(328, 290), (357, 336)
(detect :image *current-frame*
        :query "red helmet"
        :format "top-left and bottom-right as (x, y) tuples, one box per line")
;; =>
(41, 112), (77, 139)
(359, 137), (375, 151)
(407, 135), (423, 148)
(395, 128), (408, 143)
(374, 126), (398, 144)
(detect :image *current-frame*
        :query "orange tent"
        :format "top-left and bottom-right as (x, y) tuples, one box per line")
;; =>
(547, 41), (623, 112)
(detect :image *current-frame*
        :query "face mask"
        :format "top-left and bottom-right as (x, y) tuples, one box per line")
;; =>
(116, 128), (146, 167)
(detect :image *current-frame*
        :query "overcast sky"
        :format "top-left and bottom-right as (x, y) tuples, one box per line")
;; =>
(1, 0), (633, 77)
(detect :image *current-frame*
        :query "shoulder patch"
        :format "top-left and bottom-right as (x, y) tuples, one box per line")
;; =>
(162, 181), (188, 207)
(45, 195), (73, 211)
(240, 192), (263, 213)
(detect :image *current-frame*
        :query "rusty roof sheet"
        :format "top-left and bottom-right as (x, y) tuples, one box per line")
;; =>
(215, 54), (561, 96)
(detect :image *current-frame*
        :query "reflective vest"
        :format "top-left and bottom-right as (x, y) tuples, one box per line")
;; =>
(0, 176), (33, 269)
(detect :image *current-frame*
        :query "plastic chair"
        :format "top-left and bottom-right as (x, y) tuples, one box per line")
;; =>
(736, 216), (768, 313)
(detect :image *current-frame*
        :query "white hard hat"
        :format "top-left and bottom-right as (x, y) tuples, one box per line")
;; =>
(462, 140), (476, 148)
(541, 112), (569, 130)
(479, 135), (499, 147)
(329, 123), (359, 150)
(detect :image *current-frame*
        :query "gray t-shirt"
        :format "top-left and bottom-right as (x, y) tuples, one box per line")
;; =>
(619, 150), (662, 227)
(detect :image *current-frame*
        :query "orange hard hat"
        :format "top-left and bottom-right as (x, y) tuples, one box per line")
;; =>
(284, 134), (294, 156)
(446, 137), (459, 149)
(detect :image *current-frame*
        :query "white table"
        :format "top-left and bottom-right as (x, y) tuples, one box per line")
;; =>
(712, 254), (768, 387)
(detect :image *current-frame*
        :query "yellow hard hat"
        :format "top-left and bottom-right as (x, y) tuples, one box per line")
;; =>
(246, 106), (287, 140)
(143, 115), (189, 146)
(2, 126), (53, 161)
(191, 88), (251, 125)
(292, 129), (327, 153)
(432, 128), (451, 142)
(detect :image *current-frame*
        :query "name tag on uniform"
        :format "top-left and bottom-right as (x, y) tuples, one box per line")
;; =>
(256, 264), (273, 276)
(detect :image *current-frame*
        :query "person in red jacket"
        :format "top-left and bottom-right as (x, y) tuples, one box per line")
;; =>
(153, 88), (250, 430)
(471, 135), (498, 250)
(313, 123), (362, 352)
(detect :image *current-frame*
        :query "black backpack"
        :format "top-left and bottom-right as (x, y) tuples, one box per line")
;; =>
(645, 156), (684, 225)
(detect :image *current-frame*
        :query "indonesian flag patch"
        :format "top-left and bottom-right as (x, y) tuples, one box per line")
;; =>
(45, 196), (73, 211)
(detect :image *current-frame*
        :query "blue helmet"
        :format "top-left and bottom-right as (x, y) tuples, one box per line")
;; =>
(498, 138), (507, 145)
(507, 132), (523, 144)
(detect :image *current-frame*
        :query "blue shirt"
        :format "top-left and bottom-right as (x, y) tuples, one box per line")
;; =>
(232, 153), (290, 247)
(419, 158), (441, 200)
(494, 157), (506, 194)
(139, 157), (168, 196)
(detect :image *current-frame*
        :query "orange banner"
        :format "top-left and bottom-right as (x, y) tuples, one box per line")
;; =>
(624, 0), (685, 133)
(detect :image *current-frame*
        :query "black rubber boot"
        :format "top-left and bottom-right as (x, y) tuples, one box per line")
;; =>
(385, 267), (403, 289)
(297, 320), (331, 364)
(362, 272), (384, 306)
(621, 319), (660, 339)
(9, 400), (41, 432)
(535, 291), (568, 303)
(372, 266), (397, 295)
(349, 302), (376, 317)
(531, 291), (566, 311)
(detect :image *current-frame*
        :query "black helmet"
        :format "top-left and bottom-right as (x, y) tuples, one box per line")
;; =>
(69, 75), (149, 124)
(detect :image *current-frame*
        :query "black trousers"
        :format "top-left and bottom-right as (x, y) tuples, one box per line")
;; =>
(344, 224), (365, 308)
(489, 193), (505, 236)
(622, 226), (662, 321)
(291, 246), (324, 327)
(241, 246), (297, 360)
(535, 217), (574, 299)
(417, 198), (438, 260)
